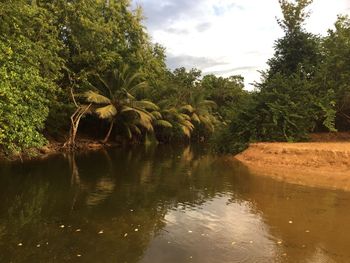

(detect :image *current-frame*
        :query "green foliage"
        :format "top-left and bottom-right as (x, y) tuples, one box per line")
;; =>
(201, 74), (249, 121)
(0, 1), (62, 154)
(0, 40), (50, 153)
(212, 0), (338, 154)
(319, 15), (350, 129)
(83, 65), (162, 141)
(1, 0), (349, 155)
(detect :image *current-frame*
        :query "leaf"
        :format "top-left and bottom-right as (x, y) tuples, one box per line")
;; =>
(95, 105), (117, 119)
(191, 113), (200, 123)
(154, 120), (173, 128)
(84, 91), (111, 104)
(132, 100), (159, 111)
(151, 111), (162, 119)
(180, 104), (194, 113)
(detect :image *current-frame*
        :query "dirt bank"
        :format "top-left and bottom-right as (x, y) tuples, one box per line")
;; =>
(235, 142), (350, 191)
(0, 139), (117, 162)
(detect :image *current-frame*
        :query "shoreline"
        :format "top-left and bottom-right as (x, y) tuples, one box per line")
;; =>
(235, 142), (350, 191)
(0, 139), (118, 162)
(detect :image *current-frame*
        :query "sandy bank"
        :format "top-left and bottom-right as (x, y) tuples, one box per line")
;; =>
(235, 142), (350, 191)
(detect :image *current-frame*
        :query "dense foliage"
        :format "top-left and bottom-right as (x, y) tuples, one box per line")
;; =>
(213, 0), (349, 154)
(0, 0), (349, 155)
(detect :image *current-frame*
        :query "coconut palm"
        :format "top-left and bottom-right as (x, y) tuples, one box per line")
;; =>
(179, 93), (219, 134)
(161, 107), (194, 138)
(84, 65), (171, 143)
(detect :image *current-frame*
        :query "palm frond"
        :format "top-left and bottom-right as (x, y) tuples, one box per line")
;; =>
(95, 105), (117, 119)
(181, 126), (192, 138)
(151, 111), (162, 120)
(132, 100), (159, 111)
(191, 113), (200, 123)
(180, 104), (194, 113)
(154, 120), (173, 128)
(84, 91), (111, 104)
(199, 100), (217, 109)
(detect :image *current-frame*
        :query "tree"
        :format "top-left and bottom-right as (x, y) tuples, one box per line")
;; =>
(201, 74), (248, 121)
(83, 65), (169, 143)
(0, 1), (62, 154)
(319, 16), (350, 130)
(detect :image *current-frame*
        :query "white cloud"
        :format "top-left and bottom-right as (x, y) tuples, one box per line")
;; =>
(136, 0), (350, 90)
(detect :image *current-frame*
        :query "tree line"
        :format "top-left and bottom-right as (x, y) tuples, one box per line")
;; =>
(0, 0), (349, 155)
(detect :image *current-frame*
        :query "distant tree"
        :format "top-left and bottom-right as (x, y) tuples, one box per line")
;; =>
(319, 16), (350, 129)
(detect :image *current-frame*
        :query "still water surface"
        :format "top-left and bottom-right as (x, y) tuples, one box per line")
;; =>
(0, 145), (350, 263)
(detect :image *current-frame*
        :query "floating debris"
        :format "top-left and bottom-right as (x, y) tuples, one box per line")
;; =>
(36, 244), (41, 248)
(17, 243), (23, 247)
(288, 220), (293, 224)
(60, 225), (65, 228)
(130, 209), (134, 212)
(305, 230), (310, 233)
(77, 254), (82, 257)
(167, 241), (171, 244)
(249, 241), (254, 244)
(188, 230), (193, 233)
(134, 228), (139, 232)
(189, 256), (193, 259)
(277, 241), (282, 245)
(124, 233), (128, 237)
(98, 230), (104, 234)
(46, 242), (49, 245)
(201, 233), (205, 236)
(76, 229), (81, 232)
(282, 253), (287, 257)
(231, 241), (236, 245)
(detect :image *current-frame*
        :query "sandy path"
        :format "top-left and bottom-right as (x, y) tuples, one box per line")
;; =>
(235, 142), (350, 191)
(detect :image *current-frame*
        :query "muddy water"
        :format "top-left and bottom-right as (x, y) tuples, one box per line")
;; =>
(0, 145), (349, 263)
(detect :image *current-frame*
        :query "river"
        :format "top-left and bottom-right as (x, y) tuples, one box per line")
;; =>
(0, 145), (349, 262)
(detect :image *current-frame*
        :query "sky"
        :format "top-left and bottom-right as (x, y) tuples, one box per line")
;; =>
(133, 0), (350, 89)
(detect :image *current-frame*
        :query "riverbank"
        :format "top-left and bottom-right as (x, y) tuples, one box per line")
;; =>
(235, 142), (350, 191)
(0, 139), (115, 162)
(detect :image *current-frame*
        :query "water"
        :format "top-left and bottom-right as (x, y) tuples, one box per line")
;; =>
(0, 145), (350, 263)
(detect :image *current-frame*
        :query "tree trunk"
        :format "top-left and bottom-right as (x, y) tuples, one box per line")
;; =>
(103, 120), (114, 143)
(64, 104), (91, 150)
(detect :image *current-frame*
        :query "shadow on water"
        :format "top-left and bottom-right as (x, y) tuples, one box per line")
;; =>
(0, 144), (350, 262)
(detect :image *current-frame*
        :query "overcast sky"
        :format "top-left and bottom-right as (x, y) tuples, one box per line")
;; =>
(133, 0), (350, 89)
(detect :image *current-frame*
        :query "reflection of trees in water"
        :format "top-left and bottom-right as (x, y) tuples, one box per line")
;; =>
(0, 146), (234, 262)
(1, 147), (349, 262)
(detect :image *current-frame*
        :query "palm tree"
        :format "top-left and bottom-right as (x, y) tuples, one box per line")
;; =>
(84, 65), (170, 143)
(179, 93), (219, 135)
(161, 107), (194, 138)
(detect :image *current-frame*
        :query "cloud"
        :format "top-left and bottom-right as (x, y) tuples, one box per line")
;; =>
(204, 66), (258, 75)
(135, 0), (350, 89)
(165, 27), (189, 35)
(167, 55), (228, 70)
(213, 2), (244, 16)
(196, 22), (211, 32)
(136, 0), (207, 29)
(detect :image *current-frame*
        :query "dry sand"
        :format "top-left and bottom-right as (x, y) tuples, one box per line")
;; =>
(235, 142), (350, 191)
